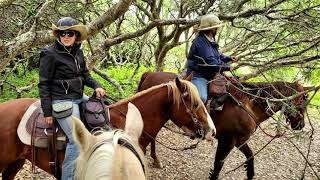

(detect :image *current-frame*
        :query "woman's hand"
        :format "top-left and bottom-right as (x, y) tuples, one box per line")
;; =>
(45, 116), (53, 125)
(231, 56), (239, 62)
(95, 87), (106, 97)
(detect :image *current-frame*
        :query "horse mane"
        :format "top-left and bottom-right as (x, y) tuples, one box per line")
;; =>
(110, 80), (203, 110)
(75, 129), (146, 180)
(170, 80), (203, 110)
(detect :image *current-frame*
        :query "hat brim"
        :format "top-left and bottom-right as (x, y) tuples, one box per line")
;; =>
(52, 24), (88, 41)
(197, 23), (224, 31)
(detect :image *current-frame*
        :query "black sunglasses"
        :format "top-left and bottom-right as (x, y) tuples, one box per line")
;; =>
(58, 31), (76, 38)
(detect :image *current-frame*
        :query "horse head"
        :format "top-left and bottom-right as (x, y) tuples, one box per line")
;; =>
(73, 103), (146, 180)
(231, 81), (310, 131)
(169, 78), (216, 140)
(283, 82), (310, 130)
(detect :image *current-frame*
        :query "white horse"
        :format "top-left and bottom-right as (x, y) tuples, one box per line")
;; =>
(73, 103), (147, 180)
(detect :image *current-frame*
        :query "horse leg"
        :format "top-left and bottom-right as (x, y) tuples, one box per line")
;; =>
(150, 140), (163, 168)
(209, 138), (235, 180)
(237, 143), (254, 180)
(2, 159), (25, 180)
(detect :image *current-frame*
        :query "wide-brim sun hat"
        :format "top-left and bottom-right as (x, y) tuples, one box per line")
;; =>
(52, 17), (88, 41)
(195, 14), (223, 31)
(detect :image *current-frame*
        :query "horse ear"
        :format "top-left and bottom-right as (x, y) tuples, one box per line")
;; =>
(72, 117), (94, 153)
(175, 77), (183, 91)
(184, 72), (193, 81)
(125, 103), (143, 141)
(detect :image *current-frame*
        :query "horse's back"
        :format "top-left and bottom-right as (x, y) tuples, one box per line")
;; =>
(0, 98), (37, 135)
(0, 98), (37, 107)
(0, 98), (37, 120)
(138, 71), (178, 91)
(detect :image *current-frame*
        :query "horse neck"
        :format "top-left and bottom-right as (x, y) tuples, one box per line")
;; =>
(231, 81), (296, 123)
(109, 85), (172, 147)
(76, 130), (145, 180)
(112, 144), (146, 180)
(76, 143), (114, 180)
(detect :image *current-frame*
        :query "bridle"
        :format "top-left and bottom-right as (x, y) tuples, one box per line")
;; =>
(180, 91), (205, 139)
(88, 130), (145, 174)
(284, 85), (307, 127)
(108, 86), (207, 151)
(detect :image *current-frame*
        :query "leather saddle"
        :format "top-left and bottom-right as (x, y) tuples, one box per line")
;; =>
(18, 101), (66, 150)
(208, 93), (229, 112)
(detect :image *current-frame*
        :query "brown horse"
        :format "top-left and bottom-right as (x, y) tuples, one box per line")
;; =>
(0, 78), (215, 180)
(137, 71), (309, 180)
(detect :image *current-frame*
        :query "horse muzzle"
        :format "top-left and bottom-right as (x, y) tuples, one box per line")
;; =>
(205, 128), (215, 141)
(291, 120), (305, 130)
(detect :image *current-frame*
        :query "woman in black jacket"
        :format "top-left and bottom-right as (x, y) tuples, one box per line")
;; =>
(38, 17), (105, 180)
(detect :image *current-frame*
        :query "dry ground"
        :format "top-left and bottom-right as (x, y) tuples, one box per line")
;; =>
(7, 115), (320, 180)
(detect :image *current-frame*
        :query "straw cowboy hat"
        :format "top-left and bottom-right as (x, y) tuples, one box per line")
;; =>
(194, 14), (223, 32)
(52, 17), (88, 41)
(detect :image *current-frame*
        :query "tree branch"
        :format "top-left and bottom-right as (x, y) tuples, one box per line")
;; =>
(87, 0), (134, 36)
(87, 18), (198, 68)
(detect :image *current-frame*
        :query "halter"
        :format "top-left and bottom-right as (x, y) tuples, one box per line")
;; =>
(284, 84), (306, 127)
(180, 91), (205, 138)
(226, 79), (306, 137)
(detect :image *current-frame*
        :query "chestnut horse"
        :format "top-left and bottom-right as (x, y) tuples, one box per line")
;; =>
(137, 72), (309, 180)
(0, 78), (215, 180)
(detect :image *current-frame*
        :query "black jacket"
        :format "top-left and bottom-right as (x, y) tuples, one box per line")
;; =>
(38, 40), (101, 117)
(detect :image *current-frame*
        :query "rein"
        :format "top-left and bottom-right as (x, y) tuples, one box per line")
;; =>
(108, 93), (203, 151)
(150, 91), (205, 151)
(225, 75), (307, 137)
(118, 138), (145, 173)
(227, 85), (284, 138)
(180, 91), (205, 138)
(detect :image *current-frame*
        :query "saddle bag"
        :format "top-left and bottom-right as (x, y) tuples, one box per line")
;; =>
(80, 97), (109, 131)
(52, 101), (73, 119)
(208, 73), (227, 96)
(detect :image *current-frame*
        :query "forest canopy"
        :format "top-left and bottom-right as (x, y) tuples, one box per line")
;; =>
(0, 0), (319, 105)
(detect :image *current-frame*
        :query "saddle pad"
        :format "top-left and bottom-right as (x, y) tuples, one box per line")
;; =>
(17, 100), (66, 150)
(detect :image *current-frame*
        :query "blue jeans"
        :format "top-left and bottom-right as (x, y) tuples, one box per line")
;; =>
(53, 95), (89, 180)
(192, 76), (208, 103)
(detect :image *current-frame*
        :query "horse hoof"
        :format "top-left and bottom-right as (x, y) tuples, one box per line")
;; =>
(243, 177), (253, 180)
(153, 160), (163, 169)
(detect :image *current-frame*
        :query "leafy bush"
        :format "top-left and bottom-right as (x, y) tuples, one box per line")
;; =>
(1, 65), (318, 111)
(0, 65), (153, 103)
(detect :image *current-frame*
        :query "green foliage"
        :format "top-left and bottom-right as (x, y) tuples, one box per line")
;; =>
(0, 65), (154, 103)
(164, 44), (187, 72)
(90, 65), (154, 101)
(0, 68), (39, 102)
(1, 64), (318, 110)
